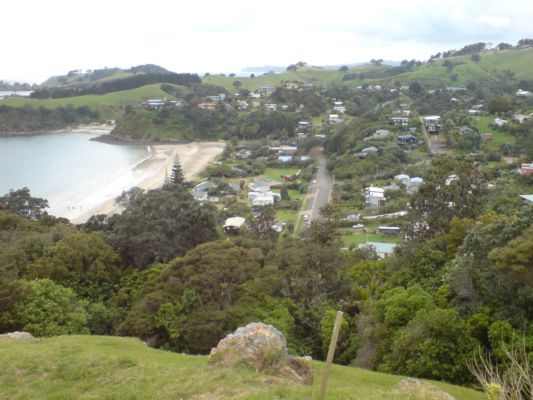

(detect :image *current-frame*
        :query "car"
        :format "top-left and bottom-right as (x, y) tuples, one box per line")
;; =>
(303, 214), (309, 221)
(312, 179), (316, 184)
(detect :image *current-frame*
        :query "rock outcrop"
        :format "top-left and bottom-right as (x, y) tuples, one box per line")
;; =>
(0, 331), (35, 340)
(208, 322), (313, 385)
(396, 378), (455, 400)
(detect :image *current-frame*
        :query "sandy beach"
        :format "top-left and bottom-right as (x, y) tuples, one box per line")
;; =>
(70, 141), (225, 223)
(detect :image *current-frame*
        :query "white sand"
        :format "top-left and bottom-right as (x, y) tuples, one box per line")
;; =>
(70, 141), (225, 223)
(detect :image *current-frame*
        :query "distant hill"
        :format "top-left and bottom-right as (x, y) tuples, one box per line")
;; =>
(0, 335), (484, 400)
(41, 64), (174, 88)
(204, 47), (533, 91)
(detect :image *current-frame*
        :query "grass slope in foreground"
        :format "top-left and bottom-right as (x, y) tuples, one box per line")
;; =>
(0, 335), (484, 400)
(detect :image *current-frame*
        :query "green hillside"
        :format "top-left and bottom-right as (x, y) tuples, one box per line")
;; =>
(0, 335), (484, 400)
(0, 84), (186, 119)
(204, 48), (533, 91)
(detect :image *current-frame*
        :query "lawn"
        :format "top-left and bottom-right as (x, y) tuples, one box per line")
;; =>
(263, 167), (300, 182)
(276, 209), (298, 224)
(0, 335), (485, 400)
(342, 232), (401, 246)
(473, 116), (516, 151)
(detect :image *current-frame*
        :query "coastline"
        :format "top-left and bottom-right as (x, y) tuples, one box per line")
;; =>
(70, 140), (226, 224)
(0, 123), (115, 137)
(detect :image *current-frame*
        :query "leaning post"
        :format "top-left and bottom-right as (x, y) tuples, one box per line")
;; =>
(318, 310), (344, 399)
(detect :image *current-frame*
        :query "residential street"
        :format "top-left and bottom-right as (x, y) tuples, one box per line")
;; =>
(302, 154), (334, 225)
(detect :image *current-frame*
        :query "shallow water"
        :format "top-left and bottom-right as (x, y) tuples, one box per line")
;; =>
(0, 132), (149, 220)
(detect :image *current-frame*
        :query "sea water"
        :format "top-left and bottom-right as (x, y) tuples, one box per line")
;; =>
(0, 132), (149, 220)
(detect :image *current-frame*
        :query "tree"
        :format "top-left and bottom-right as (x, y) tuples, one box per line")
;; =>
(107, 185), (218, 268)
(471, 53), (481, 62)
(170, 154), (185, 185)
(232, 80), (242, 89)
(0, 188), (48, 219)
(0, 279), (89, 336)
(339, 65), (349, 72)
(486, 96), (511, 114)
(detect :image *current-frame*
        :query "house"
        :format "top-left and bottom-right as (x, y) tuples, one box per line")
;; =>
(513, 114), (530, 124)
(249, 178), (271, 193)
(297, 132), (307, 140)
(365, 186), (386, 207)
(378, 226), (401, 235)
(521, 163), (533, 175)
(192, 180), (217, 200)
(360, 146), (379, 155)
(265, 103), (277, 112)
(423, 116), (441, 134)
(298, 121), (311, 131)
(300, 155), (310, 162)
(493, 118), (508, 128)
(145, 99), (166, 109)
(407, 177), (424, 193)
(259, 86), (276, 96)
(281, 105), (289, 111)
(397, 134), (418, 145)
(516, 89), (533, 98)
(468, 109), (483, 115)
(278, 155), (293, 163)
(394, 174), (411, 186)
(237, 100), (249, 110)
(197, 102), (217, 110)
(285, 82), (300, 90)
(333, 101), (346, 113)
(223, 217), (246, 234)
(252, 194), (276, 207)
(250, 92), (261, 99)
(446, 87), (467, 93)
(384, 182), (400, 191)
(274, 145), (298, 155)
(368, 129), (390, 140)
(458, 126), (474, 135)
(328, 114), (341, 123)
(207, 94), (226, 102)
(235, 149), (252, 160)
(359, 242), (397, 258)
(346, 213), (361, 221)
(227, 182), (242, 194)
(390, 117), (409, 127)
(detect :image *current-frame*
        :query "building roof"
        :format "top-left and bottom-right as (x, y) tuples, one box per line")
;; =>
(519, 195), (533, 203)
(223, 217), (246, 228)
(361, 146), (378, 153)
(359, 242), (397, 254)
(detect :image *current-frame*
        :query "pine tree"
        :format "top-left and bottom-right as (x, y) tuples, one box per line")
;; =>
(170, 154), (185, 185)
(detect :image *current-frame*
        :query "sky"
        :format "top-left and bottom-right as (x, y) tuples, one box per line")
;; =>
(1, 0), (533, 83)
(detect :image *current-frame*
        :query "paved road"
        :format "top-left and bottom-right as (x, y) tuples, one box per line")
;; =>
(305, 154), (334, 223)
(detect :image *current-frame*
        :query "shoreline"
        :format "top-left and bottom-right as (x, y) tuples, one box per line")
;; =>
(70, 140), (226, 224)
(0, 123), (115, 137)
(90, 134), (193, 146)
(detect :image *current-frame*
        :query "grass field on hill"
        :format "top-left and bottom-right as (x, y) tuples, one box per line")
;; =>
(0, 84), (185, 119)
(0, 335), (485, 400)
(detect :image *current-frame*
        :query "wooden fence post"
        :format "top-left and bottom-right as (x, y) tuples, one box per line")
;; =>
(318, 310), (344, 399)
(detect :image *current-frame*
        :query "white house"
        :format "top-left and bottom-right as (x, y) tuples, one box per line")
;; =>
(333, 101), (346, 113)
(390, 117), (409, 126)
(328, 114), (341, 123)
(407, 177), (424, 193)
(223, 217), (246, 234)
(516, 89), (533, 98)
(493, 118), (508, 128)
(365, 186), (386, 207)
(394, 174), (411, 186)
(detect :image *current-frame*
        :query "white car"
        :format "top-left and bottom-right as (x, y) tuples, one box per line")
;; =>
(303, 214), (309, 221)
(312, 179), (316, 184)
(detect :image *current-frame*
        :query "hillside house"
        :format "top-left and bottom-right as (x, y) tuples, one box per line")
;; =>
(521, 163), (533, 175)
(390, 117), (409, 127)
(265, 103), (277, 112)
(236, 149), (252, 160)
(237, 100), (249, 110)
(328, 114), (341, 123)
(516, 89), (533, 98)
(513, 114), (530, 124)
(407, 177), (424, 193)
(145, 99), (166, 109)
(493, 118), (508, 128)
(333, 101), (346, 113)
(397, 134), (418, 145)
(198, 102), (217, 110)
(368, 129), (390, 140)
(223, 217), (246, 234)
(278, 155), (293, 163)
(207, 94), (226, 102)
(259, 86), (276, 96)
(458, 126), (474, 135)
(298, 121), (311, 131)
(423, 116), (441, 134)
(365, 186), (386, 207)
(360, 146), (379, 155)
(394, 174), (411, 186)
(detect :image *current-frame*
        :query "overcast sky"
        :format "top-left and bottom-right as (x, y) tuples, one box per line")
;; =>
(2, 0), (533, 83)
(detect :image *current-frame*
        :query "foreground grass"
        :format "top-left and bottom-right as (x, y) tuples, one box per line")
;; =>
(0, 335), (484, 400)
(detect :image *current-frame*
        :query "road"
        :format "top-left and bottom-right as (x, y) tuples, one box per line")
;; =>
(302, 154), (334, 224)
(419, 116), (447, 155)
